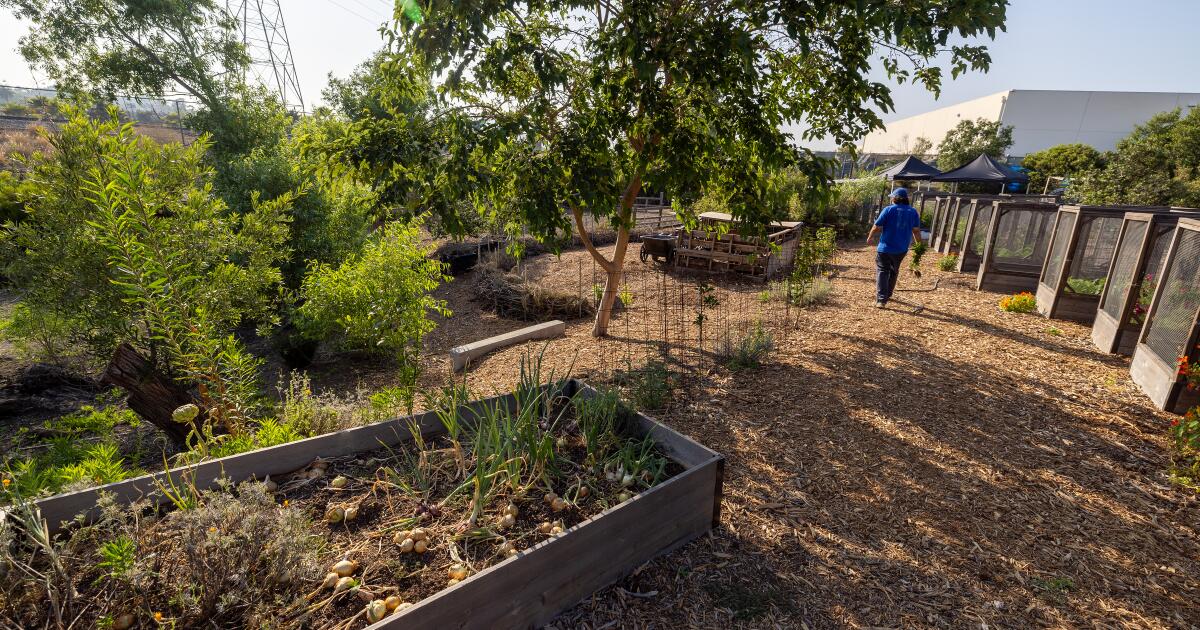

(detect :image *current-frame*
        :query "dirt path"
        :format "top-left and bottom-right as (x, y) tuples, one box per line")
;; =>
(450, 242), (1199, 629)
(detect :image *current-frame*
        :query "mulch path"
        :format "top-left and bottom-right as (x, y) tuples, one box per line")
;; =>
(388, 241), (1198, 629)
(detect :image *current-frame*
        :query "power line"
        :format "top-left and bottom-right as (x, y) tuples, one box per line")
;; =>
(322, 0), (385, 26)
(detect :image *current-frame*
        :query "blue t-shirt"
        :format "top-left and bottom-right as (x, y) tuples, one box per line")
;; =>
(874, 203), (921, 254)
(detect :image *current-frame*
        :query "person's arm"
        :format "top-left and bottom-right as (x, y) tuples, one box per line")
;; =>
(866, 224), (883, 245)
(912, 227), (923, 244)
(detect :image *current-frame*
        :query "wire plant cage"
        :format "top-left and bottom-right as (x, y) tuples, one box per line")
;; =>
(975, 200), (1060, 292)
(1092, 211), (1200, 354)
(1036, 206), (1127, 322)
(1130, 217), (1200, 413)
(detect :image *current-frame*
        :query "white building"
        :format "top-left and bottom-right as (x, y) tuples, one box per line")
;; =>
(860, 89), (1200, 159)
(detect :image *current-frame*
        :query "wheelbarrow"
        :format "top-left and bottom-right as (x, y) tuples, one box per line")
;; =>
(639, 233), (676, 264)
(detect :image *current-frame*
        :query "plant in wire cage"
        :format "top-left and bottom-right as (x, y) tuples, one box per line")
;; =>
(1173, 354), (1200, 482)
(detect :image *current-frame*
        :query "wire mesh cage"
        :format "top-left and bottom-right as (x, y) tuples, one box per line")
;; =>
(1091, 211), (1200, 354)
(975, 200), (1060, 292)
(1035, 206), (1126, 323)
(930, 196), (952, 251)
(1131, 217), (1200, 413)
(956, 198), (996, 273)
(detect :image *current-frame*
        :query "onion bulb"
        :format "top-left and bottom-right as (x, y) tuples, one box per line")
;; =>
(618, 491), (632, 502)
(498, 541), (516, 556)
(447, 578), (460, 586)
(325, 506), (345, 524)
(384, 595), (402, 611)
(321, 572), (339, 589)
(357, 589), (375, 603)
(543, 492), (556, 504)
(413, 539), (428, 554)
(621, 474), (634, 487)
(447, 564), (469, 580)
(399, 537), (415, 553)
(549, 526), (563, 535)
(577, 486), (589, 498)
(550, 498), (567, 512)
(334, 576), (355, 593)
(411, 528), (427, 541)
(366, 599), (388, 623)
(111, 613), (135, 630)
(392, 602), (413, 615)
(503, 503), (519, 517)
(332, 559), (358, 577)
(344, 506), (358, 522)
(537, 521), (553, 534)
(331, 475), (348, 489)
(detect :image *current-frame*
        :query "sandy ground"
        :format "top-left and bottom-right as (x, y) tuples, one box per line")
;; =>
(390, 241), (1198, 629)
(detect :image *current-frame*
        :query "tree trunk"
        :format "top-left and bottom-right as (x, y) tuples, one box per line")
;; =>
(101, 343), (201, 447)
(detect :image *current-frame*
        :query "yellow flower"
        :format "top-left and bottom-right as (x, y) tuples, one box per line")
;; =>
(208, 526), (217, 533)
(282, 499), (290, 508)
(153, 611), (164, 622)
(2, 478), (10, 487)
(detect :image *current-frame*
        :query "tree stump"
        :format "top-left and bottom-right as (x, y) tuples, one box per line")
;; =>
(101, 343), (201, 447)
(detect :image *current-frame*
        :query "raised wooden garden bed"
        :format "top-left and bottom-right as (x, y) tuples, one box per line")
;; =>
(13, 380), (724, 629)
(975, 199), (1060, 293)
(1036, 205), (1127, 323)
(673, 212), (801, 280)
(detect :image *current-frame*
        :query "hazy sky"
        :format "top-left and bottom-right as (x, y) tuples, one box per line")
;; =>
(1, 0), (1198, 149)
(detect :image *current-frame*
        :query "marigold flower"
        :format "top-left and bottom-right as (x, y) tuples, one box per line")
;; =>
(282, 499), (290, 507)
(154, 611), (164, 622)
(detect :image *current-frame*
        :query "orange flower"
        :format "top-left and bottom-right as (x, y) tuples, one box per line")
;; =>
(153, 611), (164, 623)
(2, 478), (10, 488)
(282, 499), (290, 508)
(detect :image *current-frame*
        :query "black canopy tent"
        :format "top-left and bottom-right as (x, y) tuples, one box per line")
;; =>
(880, 155), (943, 181)
(931, 153), (1028, 193)
(875, 156), (943, 223)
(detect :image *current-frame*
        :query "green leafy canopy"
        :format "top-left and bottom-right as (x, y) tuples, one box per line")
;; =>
(353, 0), (1007, 240)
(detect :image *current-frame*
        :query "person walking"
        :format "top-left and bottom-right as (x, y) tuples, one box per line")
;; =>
(865, 187), (922, 308)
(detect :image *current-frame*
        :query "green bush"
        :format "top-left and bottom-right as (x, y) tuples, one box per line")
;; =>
(295, 221), (450, 367)
(937, 254), (959, 271)
(0, 170), (36, 225)
(616, 360), (672, 410)
(4, 109), (291, 435)
(1021, 143), (1103, 194)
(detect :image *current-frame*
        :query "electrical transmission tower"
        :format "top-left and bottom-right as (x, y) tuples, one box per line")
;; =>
(226, 0), (305, 112)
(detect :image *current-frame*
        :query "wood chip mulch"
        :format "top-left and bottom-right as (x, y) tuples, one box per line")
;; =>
(313, 241), (1200, 629)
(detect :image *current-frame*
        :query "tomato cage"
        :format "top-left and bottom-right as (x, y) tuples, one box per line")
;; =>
(1092, 211), (1200, 354)
(1131, 217), (1200, 413)
(1035, 206), (1127, 323)
(934, 194), (1059, 258)
(974, 199), (1061, 292)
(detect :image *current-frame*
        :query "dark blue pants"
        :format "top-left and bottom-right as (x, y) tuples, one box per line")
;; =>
(876, 251), (905, 303)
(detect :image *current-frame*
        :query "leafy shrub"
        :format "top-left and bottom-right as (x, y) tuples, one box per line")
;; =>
(1021, 143), (1104, 194)
(937, 254), (959, 271)
(0, 302), (84, 367)
(616, 360), (672, 410)
(4, 110), (291, 436)
(717, 323), (774, 371)
(1065, 277), (1105, 295)
(999, 291), (1037, 313)
(785, 227), (837, 306)
(296, 221), (449, 366)
(0, 170), (36, 225)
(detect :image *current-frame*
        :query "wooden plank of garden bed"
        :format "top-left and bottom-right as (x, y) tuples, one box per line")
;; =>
(374, 459), (720, 630)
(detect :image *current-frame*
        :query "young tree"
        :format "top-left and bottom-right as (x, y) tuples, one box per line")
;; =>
(349, 0), (1007, 336)
(2, 111), (291, 444)
(0, 0), (247, 114)
(936, 118), (1014, 170)
(1020, 143), (1103, 194)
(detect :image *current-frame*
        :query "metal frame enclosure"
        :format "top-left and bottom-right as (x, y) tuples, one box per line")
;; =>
(1091, 210), (1199, 354)
(975, 200), (1061, 292)
(1131, 217), (1200, 413)
(1036, 206), (1127, 323)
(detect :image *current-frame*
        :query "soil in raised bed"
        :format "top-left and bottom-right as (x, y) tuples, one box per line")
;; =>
(1, 391), (681, 629)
